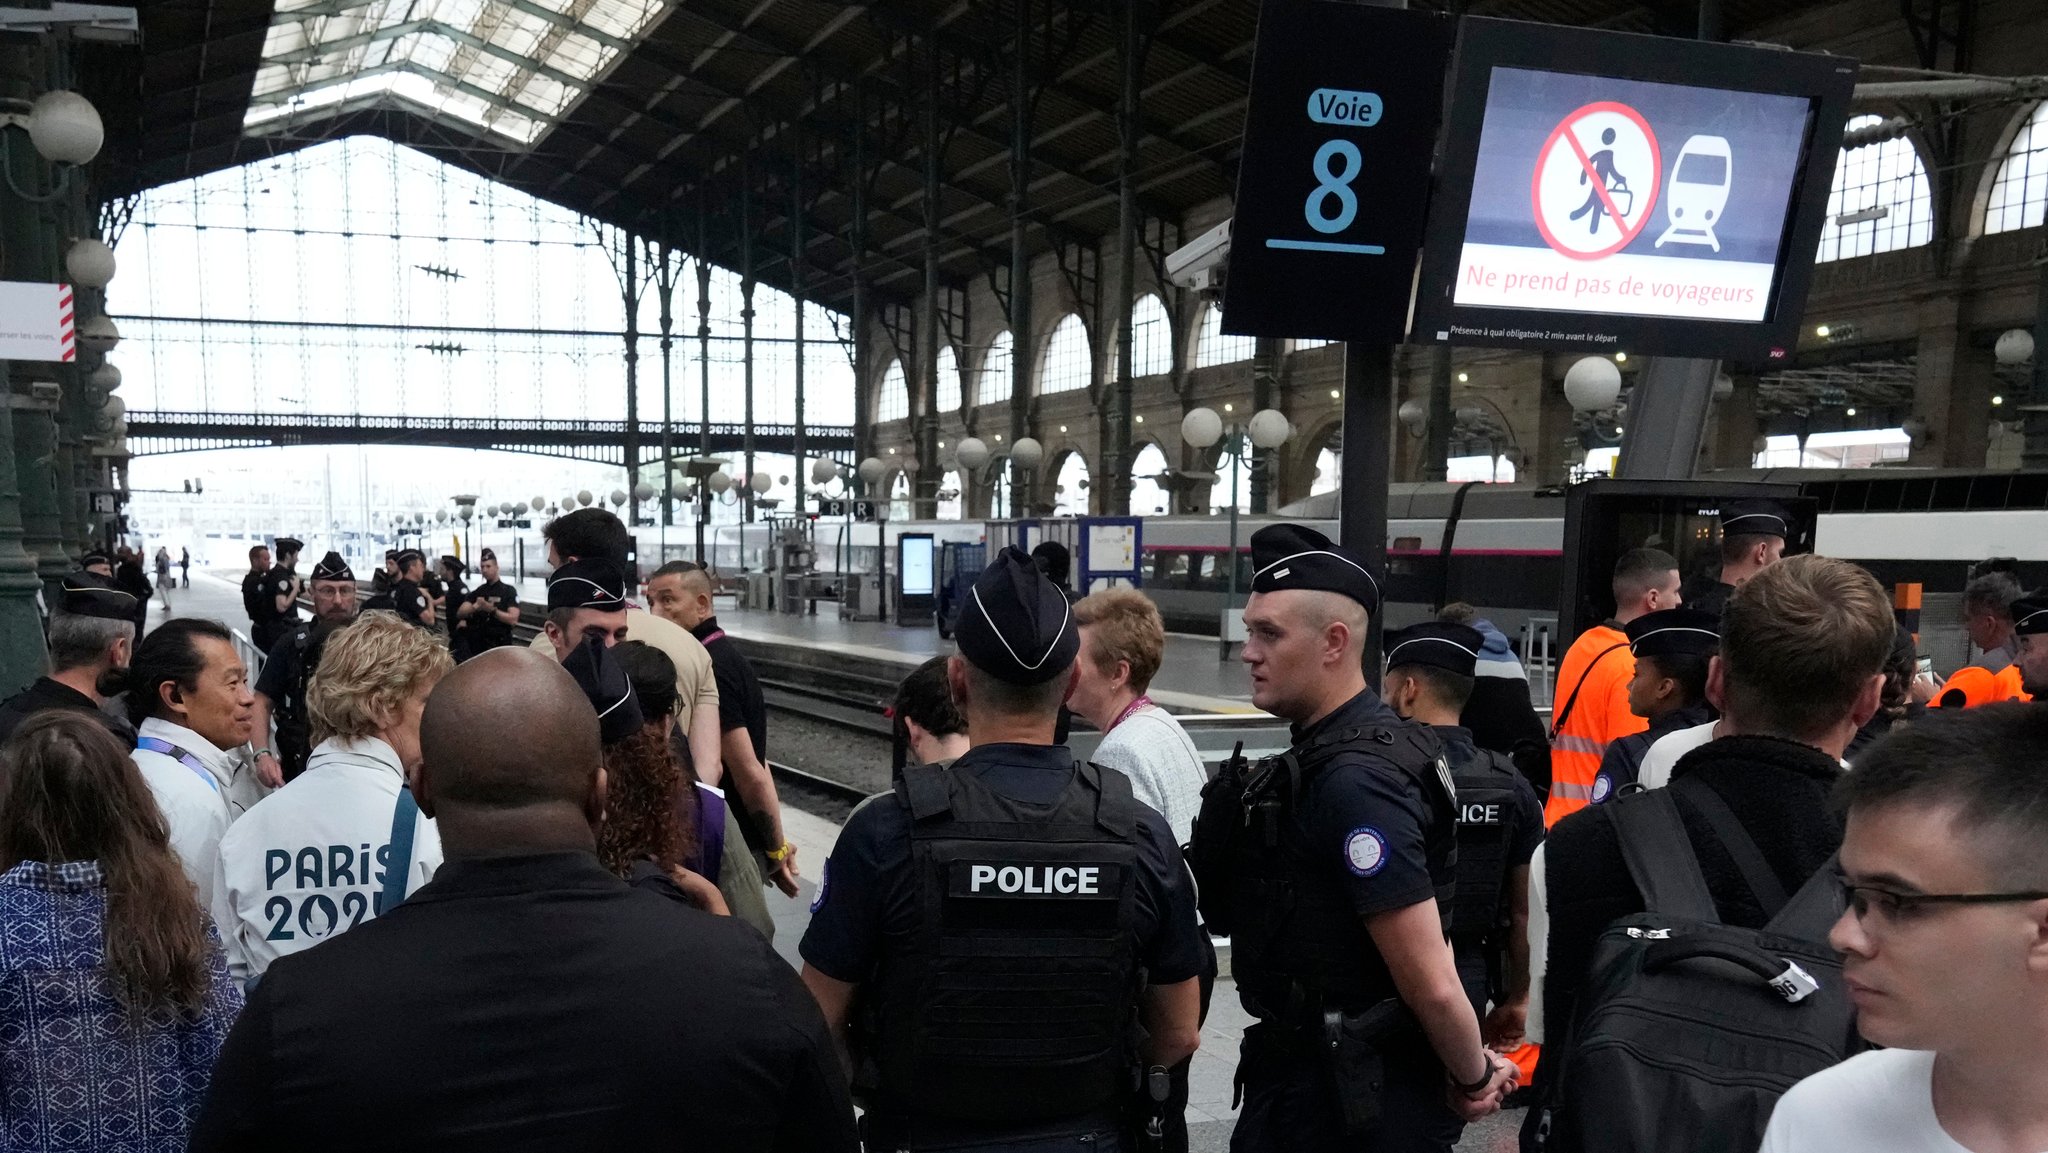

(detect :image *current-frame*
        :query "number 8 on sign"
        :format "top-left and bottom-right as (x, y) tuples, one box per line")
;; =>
(1306, 140), (1362, 235)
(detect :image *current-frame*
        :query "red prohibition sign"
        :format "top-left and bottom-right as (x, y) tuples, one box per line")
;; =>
(1530, 101), (1662, 261)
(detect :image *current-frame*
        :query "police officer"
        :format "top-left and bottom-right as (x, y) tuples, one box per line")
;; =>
(799, 546), (1205, 1152)
(389, 549), (434, 628)
(455, 547), (521, 659)
(0, 572), (139, 745)
(1681, 499), (1790, 619)
(2012, 593), (2048, 699)
(251, 551), (361, 786)
(240, 544), (271, 632)
(1188, 524), (1513, 1153)
(1379, 622), (1545, 1049)
(1592, 607), (1718, 799)
(253, 536), (305, 653)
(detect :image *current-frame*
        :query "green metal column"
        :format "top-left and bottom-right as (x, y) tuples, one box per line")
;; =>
(0, 40), (55, 692)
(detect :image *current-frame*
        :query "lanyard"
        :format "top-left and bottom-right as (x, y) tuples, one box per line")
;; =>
(699, 629), (726, 645)
(1109, 695), (1154, 732)
(136, 736), (219, 793)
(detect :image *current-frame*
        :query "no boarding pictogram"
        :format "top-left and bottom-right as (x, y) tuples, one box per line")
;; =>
(1531, 102), (1662, 260)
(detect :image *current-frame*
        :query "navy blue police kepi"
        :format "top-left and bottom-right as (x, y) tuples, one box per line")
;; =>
(1383, 622), (1482, 677)
(394, 548), (424, 568)
(81, 550), (110, 569)
(310, 551), (354, 582)
(1248, 523), (1381, 614)
(547, 557), (627, 611)
(1717, 499), (1791, 539)
(1624, 607), (1720, 659)
(955, 545), (1078, 685)
(2013, 593), (2048, 637)
(276, 536), (305, 554)
(59, 571), (137, 620)
(480, 547), (496, 563)
(384, 549), (399, 561)
(562, 636), (642, 745)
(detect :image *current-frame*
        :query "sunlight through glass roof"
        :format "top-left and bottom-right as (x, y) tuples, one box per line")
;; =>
(248, 0), (669, 147)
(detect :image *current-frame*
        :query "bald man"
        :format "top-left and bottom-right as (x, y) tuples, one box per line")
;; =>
(192, 648), (857, 1153)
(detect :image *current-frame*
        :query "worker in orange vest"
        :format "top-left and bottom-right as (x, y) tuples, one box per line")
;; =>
(1544, 548), (1681, 827)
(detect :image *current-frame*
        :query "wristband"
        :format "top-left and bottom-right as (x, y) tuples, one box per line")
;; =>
(253, 747), (276, 760)
(1454, 1055), (1498, 1097)
(765, 842), (794, 863)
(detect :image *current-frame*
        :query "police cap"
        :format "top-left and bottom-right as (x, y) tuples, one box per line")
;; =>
(1248, 523), (1381, 614)
(384, 549), (399, 561)
(1383, 621), (1482, 677)
(1717, 499), (1791, 539)
(955, 545), (1078, 685)
(394, 548), (424, 569)
(480, 547), (497, 563)
(310, 551), (355, 582)
(1625, 607), (1720, 660)
(58, 571), (137, 620)
(276, 536), (305, 554)
(81, 550), (110, 569)
(547, 557), (627, 612)
(2013, 593), (2048, 637)
(562, 636), (642, 745)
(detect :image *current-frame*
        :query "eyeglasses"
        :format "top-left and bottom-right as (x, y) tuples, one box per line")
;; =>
(1836, 875), (2048, 925)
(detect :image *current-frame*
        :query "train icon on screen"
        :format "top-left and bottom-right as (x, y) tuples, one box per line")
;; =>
(1655, 135), (1732, 251)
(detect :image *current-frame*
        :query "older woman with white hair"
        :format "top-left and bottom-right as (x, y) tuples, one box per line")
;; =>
(211, 611), (455, 985)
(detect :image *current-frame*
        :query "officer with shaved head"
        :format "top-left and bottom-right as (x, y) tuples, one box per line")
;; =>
(799, 546), (1204, 1151)
(1189, 525), (1513, 1153)
(191, 647), (856, 1150)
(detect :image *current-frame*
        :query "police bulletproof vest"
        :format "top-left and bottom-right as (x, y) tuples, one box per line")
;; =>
(866, 759), (1146, 1126)
(1188, 723), (1457, 1019)
(1450, 747), (1522, 947)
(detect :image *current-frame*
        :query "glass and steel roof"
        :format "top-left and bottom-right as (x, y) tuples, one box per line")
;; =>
(248, 0), (669, 147)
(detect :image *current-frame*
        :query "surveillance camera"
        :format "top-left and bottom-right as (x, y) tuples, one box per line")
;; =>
(1166, 218), (1232, 292)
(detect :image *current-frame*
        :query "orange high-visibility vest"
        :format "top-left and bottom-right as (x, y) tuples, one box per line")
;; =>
(1546, 624), (1646, 827)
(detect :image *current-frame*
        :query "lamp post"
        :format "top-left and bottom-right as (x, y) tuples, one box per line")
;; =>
(1182, 406), (1291, 659)
(452, 494), (478, 564)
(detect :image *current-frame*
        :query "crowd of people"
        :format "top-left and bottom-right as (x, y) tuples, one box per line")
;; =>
(0, 497), (2042, 1153)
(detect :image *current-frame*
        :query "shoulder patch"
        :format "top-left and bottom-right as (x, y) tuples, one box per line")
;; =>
(1591, 772), (1613, 804)
(809, 858), (830, 913)
(1344, 826), (1388, 877)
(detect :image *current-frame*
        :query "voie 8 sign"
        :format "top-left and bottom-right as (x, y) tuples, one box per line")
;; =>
(1219, 1), (1455, 345)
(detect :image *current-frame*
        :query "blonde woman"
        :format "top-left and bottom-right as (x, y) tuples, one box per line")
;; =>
(211, 611), (455, 985)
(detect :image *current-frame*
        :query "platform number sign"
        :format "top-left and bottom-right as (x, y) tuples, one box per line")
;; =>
(1221, 1), (1454, 345)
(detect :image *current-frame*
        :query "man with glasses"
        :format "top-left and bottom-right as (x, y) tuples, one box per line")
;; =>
(1761, 704), (2048, 1153)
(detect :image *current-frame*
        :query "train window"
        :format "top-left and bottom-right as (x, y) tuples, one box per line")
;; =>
(1932, 476), (1974, 510)
(2012, 474), (2048, 507)
(1161, 551), (1192, 583)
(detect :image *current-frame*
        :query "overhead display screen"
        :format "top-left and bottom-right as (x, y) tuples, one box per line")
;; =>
(1412, 19), (1857, 363)
(1452, 70), (1812, 322)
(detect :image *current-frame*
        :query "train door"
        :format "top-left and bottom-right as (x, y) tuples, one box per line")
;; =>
(1557, 479), (1814, 642)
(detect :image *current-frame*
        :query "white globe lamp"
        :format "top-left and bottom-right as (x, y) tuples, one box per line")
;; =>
(1995, 329), (2034, 366)
(88, 361), (120, 391)
(708, 470), (732, 495)
(1248, 408), (1291, 450)
(955, 436), (990, 471)
(810, 457), (839, 484)
(1180, 406), (1223, 449)
(66, 238), (116, 289)
(1010, 437), (1044, 470)
(530, 496), (546, 512)
(1564, 356), (1624, 413)
(27, 91), (103, 165)
(857, 457), (886, 486)
(77, 315), (119, 353)
(749, 472), (773, 495)
(1712, 373), (1735, 402)
(901, 457), (921, 478)
(632, 481), (655, 503)
(1397, 399), (1426, 429)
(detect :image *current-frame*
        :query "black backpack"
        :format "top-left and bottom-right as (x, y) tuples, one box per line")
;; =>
(1539, 781), (1862, 1153)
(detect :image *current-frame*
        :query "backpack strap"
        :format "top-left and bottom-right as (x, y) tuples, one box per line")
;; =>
(1673, 776), (1789, 919)
(1549, 641), (1630, 739)
(1608, 788), (1718, 923)
(382, 784), (419, 914)
(896, 762), (954, 821)
(1764, 853), (1845, 940)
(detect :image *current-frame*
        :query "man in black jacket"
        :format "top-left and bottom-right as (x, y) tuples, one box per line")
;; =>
(191, 647), (856, 1153)
(1535, 555), (1894, 1100)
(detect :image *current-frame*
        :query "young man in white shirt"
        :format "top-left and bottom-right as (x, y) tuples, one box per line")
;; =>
(1069, 587), (1207, 843)
(1761, 704), (2048, 1153)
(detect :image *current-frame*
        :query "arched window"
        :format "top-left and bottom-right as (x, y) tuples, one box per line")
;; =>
(1195, 305), (1255, 368)
(1128, 295), (1172, 377)
(1040, 315), (1092, 395)
(980, 332), (1014, 409)
(1129, 443), (1169, 516)
(1054, 452), (1090, 516)
(934, 346), (962, 414)
(1986, 102), (2048, 235)
(877, 359), (909, 423)
(1207, 434), (1251, 514)
(1817, 115), (1934, 262)
(937, 469), (964, 520)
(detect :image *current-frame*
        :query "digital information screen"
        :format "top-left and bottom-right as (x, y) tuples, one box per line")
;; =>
(1411, 20), (1857, 362)
(1451, 69), (1812, 323)
(899, 535), (935, 597)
